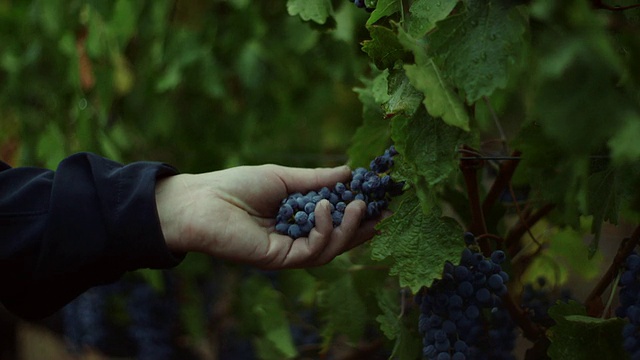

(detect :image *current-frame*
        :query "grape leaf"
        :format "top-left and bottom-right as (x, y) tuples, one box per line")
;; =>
(253, 283), (298, 359)
(372, 195), (463, 292)
(396, 26), (469, 131)
(286, 0), (332, 24)
(318, 273), (367, 343)
(392, 110), (473, 187)
(533, 53), (626, 155)
(110, 0), (141, 47)
(511, 124), (586, 228)
(383, 69), (424, 117)
(586, 167), (622, 254)
(609, 114), (640, 164)
(349, 71), (392, 168)
(547, 301), (627, 360)
(362, 26), (412, 70)
(238, 276), (297, 359)
(404, 59), (469, 131)
(366, 0), (400, 26)
(36, 122), (66, 170)
(278, 269), (319, 307)
(427, 1), (527, 102)
(406, 0), (458, 38)
(375, 289), (422, 360)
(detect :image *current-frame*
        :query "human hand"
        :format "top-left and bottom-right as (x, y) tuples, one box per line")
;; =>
(155, 164), (379, 269)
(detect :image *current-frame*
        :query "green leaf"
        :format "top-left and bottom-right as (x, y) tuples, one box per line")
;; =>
(533, 54), (627, 156)
(522, 227), (604, 286)
(547, 301), (627, 360)
(286, 0), (332, 24)
(372, 195), (463, 292)
(609, 114), (640, 164)
(404, 59), (469, 131)
(362, 26), (412, 70)
(253, 284), (298, 359)
(318, 273), (367, 343)
(406, 0), (458, 38)
(587, 168), (621, 250)
(349, 71), (393, 168)
(512, 124), (586, 228)
(136, 269), (165, 292)
(238, 276), (297, 359)
(37, 122), (66, 169)
(375, 289), (422, 360)
(375, 289), (401, 340)
(110, 0), (140, 47)
(366, 0), (400, 26)
(278, 269), (318, 307)
(395, 25), (470, 130)
(383, 69), (424, 117)
(392, 111), (473, 186)
(427, 2), (527, 102)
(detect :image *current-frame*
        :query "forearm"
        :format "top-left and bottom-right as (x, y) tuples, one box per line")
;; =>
(0, 153), (183, 319)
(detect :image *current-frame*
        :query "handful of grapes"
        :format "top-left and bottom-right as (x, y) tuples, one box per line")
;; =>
(275, 146), (404, 239)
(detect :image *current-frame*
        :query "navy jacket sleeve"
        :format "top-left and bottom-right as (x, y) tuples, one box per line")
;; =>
(0, 152), (183, 320)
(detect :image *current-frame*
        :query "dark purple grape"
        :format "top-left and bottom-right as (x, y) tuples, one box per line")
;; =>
(274, 146), (404, 238)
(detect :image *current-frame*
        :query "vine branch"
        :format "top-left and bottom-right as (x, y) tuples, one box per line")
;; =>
(482, 150), (522, 215)
(505, 204), (556, 258)
(585, 225), (640, 317)
(459, 146), (490, 255)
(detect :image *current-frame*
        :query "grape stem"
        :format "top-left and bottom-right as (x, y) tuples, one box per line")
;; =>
(602, 270), (622, 319)
(505, 204), (556, 258)
(507, 182), (542, 249)
(459, 146), (491, 255)
(481, 150), (522, 215)
(502, 291), (546, 341)
(585, 225), (640, 317)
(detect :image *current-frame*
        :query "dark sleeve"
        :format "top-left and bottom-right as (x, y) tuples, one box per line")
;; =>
(0, 152), (184, 320)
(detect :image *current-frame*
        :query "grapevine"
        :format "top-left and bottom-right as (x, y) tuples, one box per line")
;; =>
(416, 233), (515, 360)
(7, 0), (640, 359)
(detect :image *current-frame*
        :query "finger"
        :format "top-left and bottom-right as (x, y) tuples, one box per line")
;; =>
(274, 200), (333, 268)
(311, 199), (333, 237)
(272, 165), (351, 194)
(342, 218), (378, 252)
(312, 200), (367, 265)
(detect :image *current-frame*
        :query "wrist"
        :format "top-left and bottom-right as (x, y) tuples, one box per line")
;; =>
(155, 174), (191, 253)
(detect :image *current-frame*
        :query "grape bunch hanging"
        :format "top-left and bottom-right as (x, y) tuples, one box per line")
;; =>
(416, 233), (516, 360)
(275, 146), (404, 239)
(616, 251), (640, 358)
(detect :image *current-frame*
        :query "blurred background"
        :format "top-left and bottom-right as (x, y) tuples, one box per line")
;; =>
(0, 0), (375, 359)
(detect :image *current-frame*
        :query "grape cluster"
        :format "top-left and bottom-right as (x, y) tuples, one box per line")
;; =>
(62, 284), (113, 352)
(415, 233), (515, 360)
(126, 279), (177, 360)
(352, 0), (375, 12)
(62, 274), (179, 359)
(520, 276), (572, 328)
(275, 146), (404, 239)
(616, 251), (640, 358)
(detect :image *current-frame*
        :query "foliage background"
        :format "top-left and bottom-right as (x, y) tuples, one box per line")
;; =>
(3, 0), (640, 359)
(0, 0), (375, 359)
